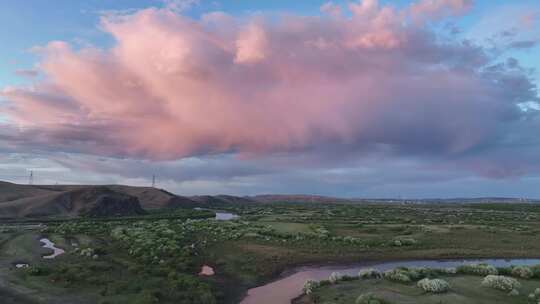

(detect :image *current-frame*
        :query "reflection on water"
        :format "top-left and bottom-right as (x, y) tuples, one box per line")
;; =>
(215, 212), (238, 221)
(240, 258), (540, 304)
(199, 265), (215, 276)
(40, 238), (65, 259)
(194, 207), (239, 221)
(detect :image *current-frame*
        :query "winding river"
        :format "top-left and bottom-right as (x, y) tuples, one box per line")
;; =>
(240, 258), (540, 304)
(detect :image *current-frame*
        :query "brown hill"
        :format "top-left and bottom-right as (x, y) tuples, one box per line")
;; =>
(0, 181), (207, 219)
(0, 185), (146, 219)
(251, 194), (352, 204)
(190, 195), (256, 206)
(0, 181), (56, 202)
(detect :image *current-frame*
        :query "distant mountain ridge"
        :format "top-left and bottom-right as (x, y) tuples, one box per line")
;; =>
(0, 181), (538, 219)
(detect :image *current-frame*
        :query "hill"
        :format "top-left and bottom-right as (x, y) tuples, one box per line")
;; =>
(0, 185), (146, 219)
(251, 194), (353, 204)
(0, 182), (237, 219)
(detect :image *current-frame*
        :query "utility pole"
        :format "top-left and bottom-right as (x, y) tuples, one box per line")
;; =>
(152, 175), (156, 188)
(28, 170), (34, 185)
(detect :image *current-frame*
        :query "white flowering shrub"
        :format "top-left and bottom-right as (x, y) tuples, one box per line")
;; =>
(481, 275), (521, 292)
(302, 280), (319, 295)
(511, 266), (534, 279)
(383, 269), (412, 283)
(457, 263), (498, 276)
(329, 272), (343, 284)
(79, 247), (95, 257)
(359, 268), (383, 279)
(391, 238), (417, 247)
(417, 278), (450, 293)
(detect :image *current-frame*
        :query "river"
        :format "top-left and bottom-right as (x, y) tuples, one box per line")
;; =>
(40, 238), (65, 259)
(240, 258), (540, 304)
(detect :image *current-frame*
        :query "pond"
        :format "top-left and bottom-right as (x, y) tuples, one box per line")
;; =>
(215, 212), (238, 221)
(40, 238), (65, 259)
(194, 208), (239, 221)
(240, 258), (540, 304)
(199, 265), (215, 276)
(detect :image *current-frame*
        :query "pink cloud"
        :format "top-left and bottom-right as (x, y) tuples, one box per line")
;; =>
(409, 0), (473, 22)
(0, 0), (538, 178)
(235, 22), (268, 64)
(14, 69), (39, 78)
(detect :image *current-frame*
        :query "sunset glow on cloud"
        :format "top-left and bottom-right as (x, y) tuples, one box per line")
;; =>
(0, 0), (539, 197)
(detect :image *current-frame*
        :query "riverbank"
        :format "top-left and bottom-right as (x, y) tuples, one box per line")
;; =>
(290, 263), (540, 304)
(239, 256), (540, 304)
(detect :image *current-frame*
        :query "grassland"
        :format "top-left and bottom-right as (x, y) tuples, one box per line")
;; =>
(0, 202), (539, 303)
(296, 275), (540, 304)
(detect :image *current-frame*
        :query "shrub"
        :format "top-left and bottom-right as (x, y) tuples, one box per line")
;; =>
(442, 267), (457, 275)
(481, 275), (521, 292)
(383, 269), (412, 283)
(496, 267), (512, 276)
(355, 293), (387, 304)
(328, 272), (343, 284)
(457, 263), (498, 276)
(527, 287), (540, 304)
(511, 266), (534, 279)
(359, 268), (382, 280)
(392, 238), (418, 246)
(399, 238), (418, 246)
(508, 289), (519, 296)
(27, 266), (50, 276)
(302, 280), (319, 295)
(531, 265), (540, 278)
(417, 278), (450, 293)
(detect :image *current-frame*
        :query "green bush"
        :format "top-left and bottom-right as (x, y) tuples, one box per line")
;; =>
(26, 266), (50, 276)
(527, 287), (540, 304)
(531, 265), (540, 278)
(457, 263), (498, 276)
(355, 292), (389, 304)
(359, 268), (382, 279)
(511, 266), (534, 279)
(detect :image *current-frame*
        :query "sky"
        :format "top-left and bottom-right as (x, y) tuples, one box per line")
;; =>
(0, 0), (539, 198)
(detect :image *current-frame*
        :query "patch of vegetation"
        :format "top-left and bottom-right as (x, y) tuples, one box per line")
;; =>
(3, 201), (540, 303)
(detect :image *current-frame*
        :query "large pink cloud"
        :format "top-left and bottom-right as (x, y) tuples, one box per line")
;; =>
(1, 0), (539, 177)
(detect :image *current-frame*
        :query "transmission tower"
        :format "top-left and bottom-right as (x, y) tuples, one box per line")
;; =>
(152, 175), (156, 188)
(28, 170), (34, 185)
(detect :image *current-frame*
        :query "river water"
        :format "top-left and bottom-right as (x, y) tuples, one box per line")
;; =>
(40, 238), (65, 259)
(215, 212), (238, 221)
(240, 258), (540, 304)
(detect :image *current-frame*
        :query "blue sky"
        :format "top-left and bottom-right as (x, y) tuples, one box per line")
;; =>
(1, 0), (537, 135)
(1, 1), (540, 198)
(2, 0), (538, 87)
